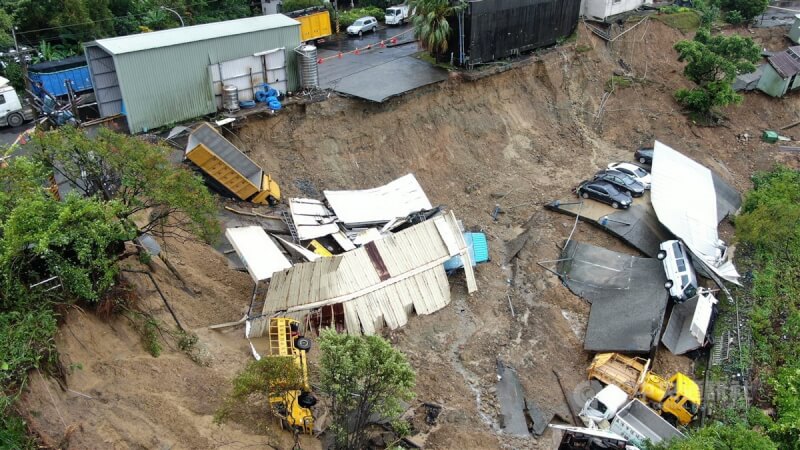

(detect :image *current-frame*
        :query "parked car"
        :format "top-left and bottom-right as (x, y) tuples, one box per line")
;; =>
(347, 16), (378, 36)
(634, 147), (654, 165)
(658, 240), (698, 302)
(593, 169), (645, 197)
(575, 180), (632, 209)
(607, 162), (652, 189)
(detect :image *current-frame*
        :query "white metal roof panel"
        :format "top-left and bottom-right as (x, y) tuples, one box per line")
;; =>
(650, 141), (740, 284)
(91, 15), (300, 55)
(225, 226), (292, 282)
(324, 174), (433, 226)
(289, 198), (340, 240)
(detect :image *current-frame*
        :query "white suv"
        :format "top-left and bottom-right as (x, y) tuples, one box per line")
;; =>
(347, 16), (378, 37)
(657, 240), (698, 302)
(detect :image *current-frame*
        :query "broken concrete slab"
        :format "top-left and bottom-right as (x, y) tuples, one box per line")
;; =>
(557, 240), (670, 353)
(525, 398), (554, 436)
(546, 193), (671, 258)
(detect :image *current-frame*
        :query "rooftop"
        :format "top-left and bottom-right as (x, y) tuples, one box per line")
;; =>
(88, 14), (299, 55)
(767, 45), (800, 78)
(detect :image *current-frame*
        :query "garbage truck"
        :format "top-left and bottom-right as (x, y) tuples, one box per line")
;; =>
(385, 4), (411, 25)
(0, 77), (36, 128)
(588, 353), (701, 426)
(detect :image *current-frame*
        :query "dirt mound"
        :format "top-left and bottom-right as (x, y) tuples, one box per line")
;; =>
(20, 19), (800, 449)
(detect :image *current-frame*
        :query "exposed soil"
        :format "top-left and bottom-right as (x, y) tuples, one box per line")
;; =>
(19, 20), (800, 449)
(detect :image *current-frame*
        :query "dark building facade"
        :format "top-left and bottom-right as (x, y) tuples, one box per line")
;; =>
(449, 0), (581, 66)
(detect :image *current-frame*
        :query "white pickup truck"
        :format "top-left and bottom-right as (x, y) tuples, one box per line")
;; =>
(385, 5), (410, 25)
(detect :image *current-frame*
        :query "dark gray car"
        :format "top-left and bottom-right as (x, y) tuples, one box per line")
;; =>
(576, 180), (632, 209)
(593, 169), (646, 197)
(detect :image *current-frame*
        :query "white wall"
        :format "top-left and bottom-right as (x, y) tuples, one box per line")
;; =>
(581, 0), (652, 20)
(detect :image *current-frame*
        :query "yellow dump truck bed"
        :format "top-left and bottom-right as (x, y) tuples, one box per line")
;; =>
(588, 353), (651, 397)
(297, 10), (332, 42)
(185, 123), (279, 204)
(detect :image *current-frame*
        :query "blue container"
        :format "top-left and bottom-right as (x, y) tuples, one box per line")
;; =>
(268, 100), (282, 110)
(29, 66), (93, 97)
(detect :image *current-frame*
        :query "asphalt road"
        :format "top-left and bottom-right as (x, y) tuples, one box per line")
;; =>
(0, 123), (32, 148)
(317, 22), (414, 54)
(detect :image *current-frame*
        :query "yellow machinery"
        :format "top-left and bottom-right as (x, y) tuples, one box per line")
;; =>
(185, 123), (281, 205)
(295, 10), (332, 43)
(306, 240), (332, 257)
(266, 317), (315, 434)
(588, 353), (701, 425)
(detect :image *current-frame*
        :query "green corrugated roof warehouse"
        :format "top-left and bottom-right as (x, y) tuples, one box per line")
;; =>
(84, 15), (301, 133)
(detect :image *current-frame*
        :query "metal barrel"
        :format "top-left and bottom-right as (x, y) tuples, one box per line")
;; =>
(222, 84), (240, 111)
(298, 45), (319, 89)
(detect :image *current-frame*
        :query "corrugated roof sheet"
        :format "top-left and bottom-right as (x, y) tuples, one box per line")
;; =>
(768, 46), (800, 78)
(90, 14), (300, 55)
(260, 211), (477, 335)
(289, 198), (339, 240)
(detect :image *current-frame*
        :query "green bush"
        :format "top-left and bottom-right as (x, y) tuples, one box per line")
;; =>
(281, 0), (324, 13)
(726, 10), (745, 24)
(338, 7), (385, 28)
(647, 423), (777, 449)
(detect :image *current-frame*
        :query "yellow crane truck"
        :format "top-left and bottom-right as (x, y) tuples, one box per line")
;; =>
(588, 353), (701, 426)
(266, 317), (316, 434)
(185, 122), (281, 205)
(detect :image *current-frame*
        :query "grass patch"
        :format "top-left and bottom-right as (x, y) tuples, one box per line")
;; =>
(653, 10), (701, 34)
(414, 51), (454, 70)
(575, 44), (592, 53)
(604, 75), (635, 92)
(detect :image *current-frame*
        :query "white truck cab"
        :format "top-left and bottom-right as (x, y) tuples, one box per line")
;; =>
(385, 5), (410, 25)
(580, 384), (629, 427)
(0, 77), (35, 128)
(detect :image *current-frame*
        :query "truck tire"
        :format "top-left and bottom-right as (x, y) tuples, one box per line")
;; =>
(294, 336), (312, 351)
(7, 112), (24, 127)
(298, 392), (317, 408)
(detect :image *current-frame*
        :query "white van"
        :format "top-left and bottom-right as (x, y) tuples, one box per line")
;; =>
(657, 240), (698, 302)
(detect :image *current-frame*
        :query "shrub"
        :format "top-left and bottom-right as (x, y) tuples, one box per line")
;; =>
(726, 10), (745, 24)
(338, 7), (385, 28)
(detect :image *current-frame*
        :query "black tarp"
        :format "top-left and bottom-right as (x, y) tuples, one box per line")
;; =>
(452, 0), (581, 66)
(29, 55), (87, 73)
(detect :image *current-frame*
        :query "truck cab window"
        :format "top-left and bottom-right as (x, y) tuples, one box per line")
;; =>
(0, 94), (5, 104)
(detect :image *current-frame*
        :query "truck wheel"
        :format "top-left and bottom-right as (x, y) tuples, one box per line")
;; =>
(663, 413), (678, 427)
(298, 392), (317, 408)
(294, 336), (312, 351)
(664, 280), (674, 289)
(7, 112), (24, 127)
(657, 250), (667, 260)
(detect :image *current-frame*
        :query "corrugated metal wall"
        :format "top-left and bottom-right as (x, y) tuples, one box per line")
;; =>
(110, 24), (300, 133)
(453, 0), (581, 66)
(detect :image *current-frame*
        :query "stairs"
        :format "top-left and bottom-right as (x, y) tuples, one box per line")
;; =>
(280, 210), (300, 243)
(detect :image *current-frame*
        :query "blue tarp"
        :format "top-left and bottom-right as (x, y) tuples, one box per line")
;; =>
(444, 232), (489, 272)
(29, 66), (92, 97)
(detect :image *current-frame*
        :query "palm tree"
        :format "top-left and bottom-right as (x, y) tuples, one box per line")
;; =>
(410, 0), (466, 57)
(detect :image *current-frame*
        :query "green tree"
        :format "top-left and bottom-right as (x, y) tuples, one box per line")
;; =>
(215, 357), (305, 424)
(647, 423), (777, 449)
(318, 329), (415, 449)
(673, 27), (760, 118)
(720, 0), (768, 20)
(410, 0), (465, 56)
(31, 127), (219, 243)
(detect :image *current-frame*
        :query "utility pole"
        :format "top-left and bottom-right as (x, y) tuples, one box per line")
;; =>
(160, 6), (185, 27)
(11, 25), (31, 92)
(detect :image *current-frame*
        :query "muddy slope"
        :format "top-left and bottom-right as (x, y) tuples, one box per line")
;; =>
(21, 21), (800, 449)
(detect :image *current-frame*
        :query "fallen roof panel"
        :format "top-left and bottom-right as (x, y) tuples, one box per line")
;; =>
(289, 198), (340, 240)
(323, 174), (433, 226)
(225, 226), (292, 282)
(661, 292), (717, 355)
(557, 240), (669, 353)
(650, 141), (740, 284)
(262, 211), (475, 334)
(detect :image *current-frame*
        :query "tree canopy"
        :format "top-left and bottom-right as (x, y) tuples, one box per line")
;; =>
(318, 329), (415, 449)
(673, 27), (760, 117)
(410, 0), (465, 56)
